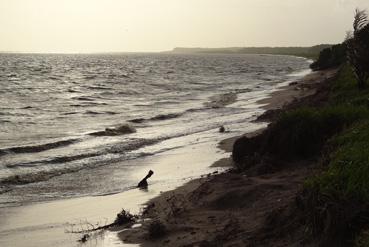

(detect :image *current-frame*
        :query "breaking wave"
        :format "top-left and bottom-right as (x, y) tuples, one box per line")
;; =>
(0, 139), (79, 156)
(89, 124), (136, 136)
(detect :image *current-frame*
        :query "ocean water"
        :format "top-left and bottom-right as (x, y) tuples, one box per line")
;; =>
(0, 53), (310, 207)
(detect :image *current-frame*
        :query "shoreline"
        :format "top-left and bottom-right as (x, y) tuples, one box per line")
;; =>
(118, 68), (338, 246)
(0, 64), (328, 247)
(0, 137), (230, 247)
(217, 67), (337, 154)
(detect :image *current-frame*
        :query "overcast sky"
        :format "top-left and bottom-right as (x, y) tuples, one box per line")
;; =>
(0, 0), (368, 53)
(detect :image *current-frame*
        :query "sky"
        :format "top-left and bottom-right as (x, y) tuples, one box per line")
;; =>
(0, 0), (369, 53)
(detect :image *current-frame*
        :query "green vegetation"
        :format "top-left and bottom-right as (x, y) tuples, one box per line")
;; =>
(307, 65), (369, 201)
(233, 67), (369, 164)
(302, 64), (369, 246)
(356, 230), (369, 247)
(278, 65), (368, 245)
(287, 10), (369, 243)
(310, 43), (347, 70)
(231, 9), (369, 246)
(232, 63), (369, 245)
(311, 120), (369, 201)
(252, 64), (369, 203)
(266, 105), (368, 160)
(346, 9), (369, 89)
(231, 64), (369, 244)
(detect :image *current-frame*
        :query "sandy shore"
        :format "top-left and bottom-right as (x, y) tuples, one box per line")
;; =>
(1, 124), (268, 247)
(258, 68), (337, 111)
(0, 138), (230, 247)
(118, 68), (338, 246)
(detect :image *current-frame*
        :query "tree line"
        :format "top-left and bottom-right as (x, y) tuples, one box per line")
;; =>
(311, 9), (369, 89)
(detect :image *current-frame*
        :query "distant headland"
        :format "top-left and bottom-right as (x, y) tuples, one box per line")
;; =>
(167, 45), (333, 59)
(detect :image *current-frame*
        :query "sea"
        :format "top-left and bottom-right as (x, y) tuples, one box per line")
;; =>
(0, 53), (311, 209)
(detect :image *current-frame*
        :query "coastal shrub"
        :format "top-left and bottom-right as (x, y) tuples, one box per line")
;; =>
(148, 220), (167, 239)
(307, 120), (369, 202)
(346, 9), (369, 89)
(233, 103), (369, 167)
(356, 229), (369, 247)
(310, 43), (346, 71)
(264, 106), (368, 159)
(303, 121), (369, 246)
(233, 134), (262, 164)
(297, 66), (369, 246)
(330, 65), (369, 106)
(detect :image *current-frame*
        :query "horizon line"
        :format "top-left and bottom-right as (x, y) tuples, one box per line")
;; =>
(0, 44), (334, 55)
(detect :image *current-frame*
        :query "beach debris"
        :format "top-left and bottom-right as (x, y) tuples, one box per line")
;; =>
(78, 234), (90, 243)
(66, 208), (137, 240)
(138, 170), (154, 188)
(219, 126), (225, 133)
(114, 209), (137, 225)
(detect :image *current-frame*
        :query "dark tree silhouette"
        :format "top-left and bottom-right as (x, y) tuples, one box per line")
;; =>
(346, 9), (369, 89)
(310, 43), (346, 71)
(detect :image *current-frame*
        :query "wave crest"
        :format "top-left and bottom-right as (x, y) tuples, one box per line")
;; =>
(89, 124), (136, 136)
(0, 139), (79, 156)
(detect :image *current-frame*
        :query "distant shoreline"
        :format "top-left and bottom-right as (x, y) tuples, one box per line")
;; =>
(1, 45), (332, 57)
(164, 45), (333, 59)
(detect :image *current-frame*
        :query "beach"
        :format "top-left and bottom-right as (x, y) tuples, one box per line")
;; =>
(118, 68), (338, 246)
(0, 132), (235, 247)
(0, 54), (314, 247)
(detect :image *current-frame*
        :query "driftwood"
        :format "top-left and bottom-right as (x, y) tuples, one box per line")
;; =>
(65, 172), (154, 243)
(138, 170), (154, 188)
(65, 209), (137, 243)
(66, 220), (116, 234)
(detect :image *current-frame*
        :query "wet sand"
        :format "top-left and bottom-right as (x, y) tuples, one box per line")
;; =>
(118, 68), (338, 246)
(0, 127), (266, 247)
(258, 68), (337, 111)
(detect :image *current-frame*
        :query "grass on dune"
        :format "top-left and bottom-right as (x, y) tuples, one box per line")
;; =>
(299, 64), (369, 245)
(268, 64), (369, 204)
(306, 65), (369, 203)
(233, 63), (369, 244)
(307, 120), (369, 202)
(267, 106), (369, 159)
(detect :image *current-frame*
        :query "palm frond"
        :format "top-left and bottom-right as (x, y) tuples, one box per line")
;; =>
(353, 9), (368, 32)
(348, 9), (369, 89)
